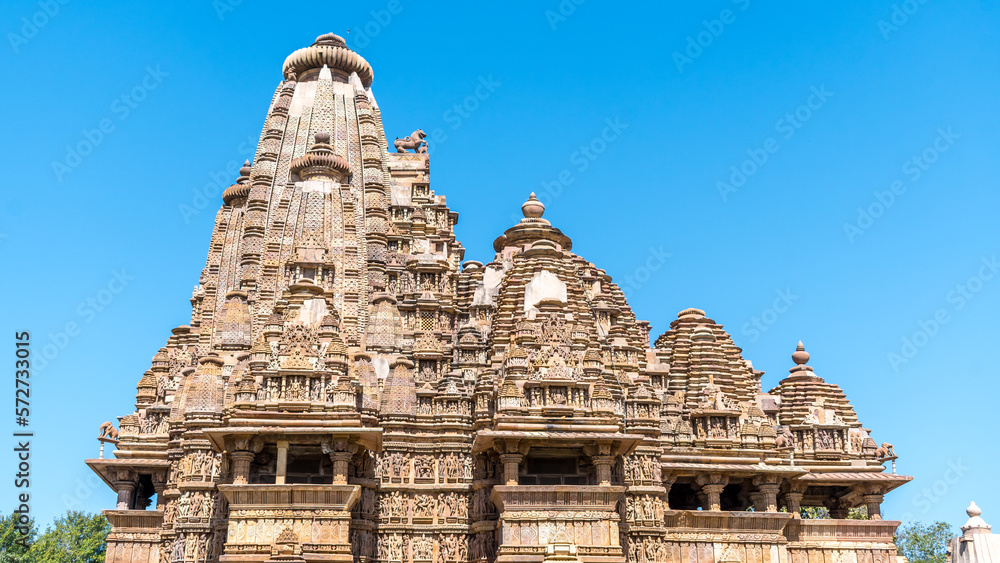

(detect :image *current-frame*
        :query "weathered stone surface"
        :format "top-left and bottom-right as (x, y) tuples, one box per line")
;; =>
(85, 33), (910, 563)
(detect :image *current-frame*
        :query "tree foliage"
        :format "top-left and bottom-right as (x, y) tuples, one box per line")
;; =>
(799, 506), (868, 519)
(0, 512), (36, 563)
(26, 512), (110, 563)
(895, 521), (954, 563)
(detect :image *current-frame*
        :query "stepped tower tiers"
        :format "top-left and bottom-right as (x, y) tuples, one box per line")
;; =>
(87, 34), (910, 563)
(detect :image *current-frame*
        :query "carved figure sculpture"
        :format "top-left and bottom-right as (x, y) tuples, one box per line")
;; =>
(875, 442), (896, 459)
(394, 129), (427, 153)
(98, 421), (119, 441)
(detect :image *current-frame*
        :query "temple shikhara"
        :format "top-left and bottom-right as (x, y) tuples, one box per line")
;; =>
(87, 33), (912, 563)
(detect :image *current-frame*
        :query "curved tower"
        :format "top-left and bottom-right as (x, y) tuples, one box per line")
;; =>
(88, 34), (910, 563)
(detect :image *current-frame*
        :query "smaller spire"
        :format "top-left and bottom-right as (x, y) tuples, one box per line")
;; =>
(222, 159), (253, 204)
(289, 132), (351, 181)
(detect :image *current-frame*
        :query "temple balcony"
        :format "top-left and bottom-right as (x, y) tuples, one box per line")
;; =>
(663, 510), (792, 539)
(784, 518), (901, 543)
(102, 510), (164, 563)
(217, 484), (359, 562)
(491, 485), (625, 563)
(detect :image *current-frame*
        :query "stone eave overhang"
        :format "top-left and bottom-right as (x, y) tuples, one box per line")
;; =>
(86, 458), (172, 492)
(202, 426), (382, 452)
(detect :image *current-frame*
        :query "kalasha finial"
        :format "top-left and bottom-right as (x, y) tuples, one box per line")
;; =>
(313, 33), (347, 47)
(314, 132), (331, 145)
(521, 192), (545, 219)
(792, 341), (810, 365)
(963, 501), (992, 531)
(238, 159), (252, 181)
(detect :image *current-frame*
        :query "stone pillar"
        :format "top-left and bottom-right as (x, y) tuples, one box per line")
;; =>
(662, 474), (677, 510)
(753, 475), (781, 512)
(696, 474), (728, 511)
(153, 473), (168, 509)
(276, 441), (289, 485)
(702, 485), (725, 511)
(112, 469), (137, 510)
(784, 492), (804, 518)
(500, 454), (522, 486)
(114, 480), (136, 510)
(329, 451), (353, 484)
(863, 494), (884, 520)
(593, 455), (614, 486)
(230, 450), (255, 485)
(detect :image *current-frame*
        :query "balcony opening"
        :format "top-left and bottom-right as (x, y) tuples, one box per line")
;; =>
(249, 448), (276, 484)
(519, 453), (593, 485)
(134, 474), (156, 510)
(249, 444), (332, 484)
(720, 483), (744, 511)
(285, 447), (331, 484)
(668, 482), (699, 510)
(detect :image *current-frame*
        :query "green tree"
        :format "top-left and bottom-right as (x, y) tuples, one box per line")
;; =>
(798, 506), (868, 519)
(28, 512), (110, 563)
(0, 512), (36, 563)
(895, 521), (954, 563)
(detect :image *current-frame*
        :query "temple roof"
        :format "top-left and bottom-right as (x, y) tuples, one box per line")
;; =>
(950, 502), (1000, 563)
(282, 33), (374, 85)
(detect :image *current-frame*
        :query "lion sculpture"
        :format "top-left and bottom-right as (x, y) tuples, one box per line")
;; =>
(394, 129), (427, 153)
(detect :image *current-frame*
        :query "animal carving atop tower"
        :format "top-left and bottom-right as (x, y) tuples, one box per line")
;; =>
(394, 129), (427, 153)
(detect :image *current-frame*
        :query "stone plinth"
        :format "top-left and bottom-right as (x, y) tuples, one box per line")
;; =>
(492, 485), (625, 563)
(218, 484), (360, 562)
(103, 510), (164, 563)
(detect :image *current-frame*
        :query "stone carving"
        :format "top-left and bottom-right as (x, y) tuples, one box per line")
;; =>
(777, 427), (796, 450)
(394, 129), (427, 153)
(98, 421), (119, 441)
(86, 34), (908, 563)
(875, 442), (896, 459)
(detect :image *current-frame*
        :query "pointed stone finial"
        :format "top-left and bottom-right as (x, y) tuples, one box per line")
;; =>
(792, 341), (810, 365)
(789, 341), (815, 374)
(522, 192), (545, 219)
(238, 159), (251, 182)
(963, 501), (992, 532)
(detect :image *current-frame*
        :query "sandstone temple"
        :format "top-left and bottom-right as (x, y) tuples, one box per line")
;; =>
(87, 33), (911, 563)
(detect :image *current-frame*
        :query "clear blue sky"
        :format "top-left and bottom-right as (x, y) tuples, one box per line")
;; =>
(1, 1), (997, 532)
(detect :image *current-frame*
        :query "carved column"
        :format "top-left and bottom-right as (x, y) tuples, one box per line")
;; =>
(661, 473), (677, 510)
(230, 451), (255, 485)
(500, 454), (522, 486)
(696, 474), (728, 511)
(703, 485), (725, 511)
(113, 470), (136, 510)
(753, 475), (781, 512)
(153, 473), (168, 509)
(863, 494), (884, 520)
(275, 440), (289, 485)
(593, 456), (615, 486)
(784, 492), (804, 518)
(325, 440), (358, 485)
